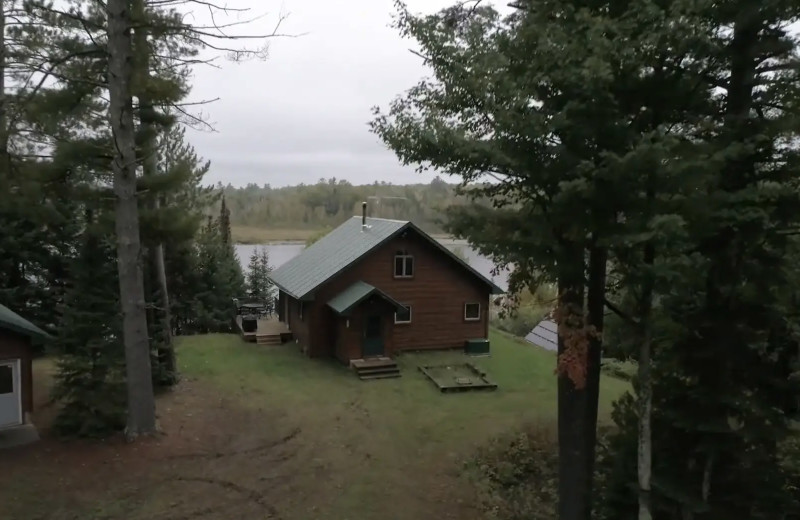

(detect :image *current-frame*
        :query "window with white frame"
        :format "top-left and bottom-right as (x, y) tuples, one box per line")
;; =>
(394, 305), (412, 324)
(394, 250), (414, 278)
(464, 303), (480, 321)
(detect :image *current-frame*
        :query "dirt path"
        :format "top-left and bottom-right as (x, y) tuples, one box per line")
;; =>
(2, 379), (304, 520)
(2, 376), (479, 520)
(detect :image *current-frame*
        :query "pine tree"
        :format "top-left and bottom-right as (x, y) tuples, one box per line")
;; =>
(107, 0), (156, 438)
(246, 248), (264, 299)
(52, 212), (126, 437)
(370, 3), (708, 517)
(192, 213), (245, 333)
(246, 247), (275, 313)
(259, 248), (276, 315)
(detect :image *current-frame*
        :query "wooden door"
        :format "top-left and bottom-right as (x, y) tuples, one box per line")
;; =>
(362, 315), (384, 357)
(0, 360), (22, 429)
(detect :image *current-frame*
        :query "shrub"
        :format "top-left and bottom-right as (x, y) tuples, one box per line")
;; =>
(491, 284), (556, 338)
(600, 358), (637, 381)
(466, 427), (558, 520)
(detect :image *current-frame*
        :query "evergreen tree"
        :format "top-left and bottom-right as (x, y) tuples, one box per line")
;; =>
(370, 3), (706, 517)
(192, 213), (245, 333)
(52, 212), (126, 437)
(246, 247), (275, 313)
(602, 2), (800, 517)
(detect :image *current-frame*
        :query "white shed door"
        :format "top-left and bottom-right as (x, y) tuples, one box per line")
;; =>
(0, 360), (22, 428)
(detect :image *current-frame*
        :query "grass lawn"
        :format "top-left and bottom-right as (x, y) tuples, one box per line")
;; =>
(1, 329), (628, 520)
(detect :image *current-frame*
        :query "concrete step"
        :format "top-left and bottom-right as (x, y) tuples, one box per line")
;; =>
(359, 372), (402, 380)
(351, 357), (396, 369)
(356, 366), (400, 376)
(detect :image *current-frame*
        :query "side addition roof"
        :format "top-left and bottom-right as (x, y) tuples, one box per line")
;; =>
(327, 281), (406, 316)
(269, 216), (504, 300)
(0, 303), (49, 339)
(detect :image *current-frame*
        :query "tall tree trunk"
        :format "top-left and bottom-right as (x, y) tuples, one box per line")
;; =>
(132, 0), (176, 384)
(557, 250), (589, 520)
(558, 244), (606, 520)
(584, 244), (606, 517)
(154, 240), (175, 373)
(637, 241), (655, 520)
(107, 0), (156, 439)
(0, 2), (7, 167)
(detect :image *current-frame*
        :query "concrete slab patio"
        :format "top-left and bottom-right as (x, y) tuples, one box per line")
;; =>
(0, 424), (39, 449)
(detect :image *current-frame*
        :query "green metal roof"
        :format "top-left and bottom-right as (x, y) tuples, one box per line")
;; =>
(0, 303), (48, 339)
(327, 281), (406, 316)
(269, 216), (504, 300)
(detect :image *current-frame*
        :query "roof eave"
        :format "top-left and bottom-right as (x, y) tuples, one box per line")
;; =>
(2, 322), (49, 341)
(402, 222), (505, 295)
(329, 287), (406, 316)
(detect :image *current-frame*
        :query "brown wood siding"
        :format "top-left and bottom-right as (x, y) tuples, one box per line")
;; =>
(332, 305), (396, 363)
(335, 315), (361, 363)
(0, 329), (33, 415)
(314, 230), (490, 353)
(277, 291), (286, 322)
(287, 295), (314, 356)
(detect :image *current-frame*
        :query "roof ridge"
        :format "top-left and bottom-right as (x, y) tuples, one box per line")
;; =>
(349, 215), (409, 223)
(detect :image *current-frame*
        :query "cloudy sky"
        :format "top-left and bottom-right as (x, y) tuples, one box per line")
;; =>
(185, 0), (461, 187)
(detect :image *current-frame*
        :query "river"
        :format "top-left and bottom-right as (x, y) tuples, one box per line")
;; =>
(234, 239), (509, 292)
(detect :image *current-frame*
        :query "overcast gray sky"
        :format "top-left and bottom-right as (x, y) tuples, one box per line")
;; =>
(185, 0), (459, 187)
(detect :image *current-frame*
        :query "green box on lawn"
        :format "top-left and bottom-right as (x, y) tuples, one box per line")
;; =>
(465, 338), (490, 356)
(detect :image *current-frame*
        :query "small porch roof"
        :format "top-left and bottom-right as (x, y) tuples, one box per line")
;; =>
(326, 281), (405, 316)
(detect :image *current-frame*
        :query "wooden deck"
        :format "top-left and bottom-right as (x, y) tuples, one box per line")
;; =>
(235, 316), (292, 346)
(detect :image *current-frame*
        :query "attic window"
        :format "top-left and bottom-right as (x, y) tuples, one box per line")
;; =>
(394, 250), (414, 278)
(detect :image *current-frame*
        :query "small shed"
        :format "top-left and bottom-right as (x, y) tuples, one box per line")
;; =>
(0, 304), (47, 430)
(525, 319), (558, 352)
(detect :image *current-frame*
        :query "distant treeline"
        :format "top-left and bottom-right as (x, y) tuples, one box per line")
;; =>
(221, 177), (468, 234)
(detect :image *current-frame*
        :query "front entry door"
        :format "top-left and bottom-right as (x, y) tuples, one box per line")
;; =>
(0, 360), (22, 429)
(362, 315), (384, 357)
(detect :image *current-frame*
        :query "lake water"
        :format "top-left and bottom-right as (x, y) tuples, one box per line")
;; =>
(235, 239), (509, 292)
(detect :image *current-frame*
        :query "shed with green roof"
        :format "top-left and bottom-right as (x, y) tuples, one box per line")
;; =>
(0, 303), (48, 429)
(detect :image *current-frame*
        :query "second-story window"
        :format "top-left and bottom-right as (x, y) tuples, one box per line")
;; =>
(394, 250), (414, 278)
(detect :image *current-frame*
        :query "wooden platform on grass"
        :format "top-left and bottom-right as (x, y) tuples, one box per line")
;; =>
(350, 357), (401, 380)
(419, 363), (497, 393)
(235, 316), (292, 346)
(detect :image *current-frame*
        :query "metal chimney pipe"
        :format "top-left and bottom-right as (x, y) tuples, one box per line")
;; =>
(362, 201), (367, 227)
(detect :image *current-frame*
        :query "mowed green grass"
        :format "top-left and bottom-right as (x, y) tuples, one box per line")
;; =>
(179, 330), (626, 437)
(3, 331), (628, 520)
(177, 329), (628, 519)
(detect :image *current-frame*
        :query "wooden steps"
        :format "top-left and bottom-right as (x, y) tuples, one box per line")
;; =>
(256, 334), (282, 346)
(351, 357), (401, 380)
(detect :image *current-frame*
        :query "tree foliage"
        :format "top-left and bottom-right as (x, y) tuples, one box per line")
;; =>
(221, 176), (469, 236)
(373, 1), (800, 519)
(52, 213), (125, 437)
(246, 247), (275, 312)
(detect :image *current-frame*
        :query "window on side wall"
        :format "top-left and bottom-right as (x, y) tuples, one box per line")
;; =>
(464, 303), (480, 321)
(394, 305), (412, 324)
(394, 250), (414, 278)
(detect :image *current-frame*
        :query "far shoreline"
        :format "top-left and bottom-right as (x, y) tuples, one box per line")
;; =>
(232, 225), (459, 245)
